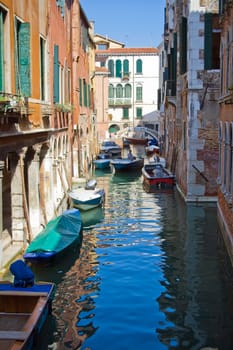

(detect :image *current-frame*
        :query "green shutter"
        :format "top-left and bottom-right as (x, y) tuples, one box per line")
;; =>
(136, 59), (142, 74)
(116, 60), (121, 78)
(79, 78), (82, 106)
(18, 22), (31, 96)
(123, 59), (129, 74)
(0, 10), (4, 91)
(83, 80), (87, 106)
(53, 45), (59, 103)
(204, 13), (212, 70)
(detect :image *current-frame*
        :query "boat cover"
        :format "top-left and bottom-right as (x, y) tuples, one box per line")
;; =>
(10, 260), (34, 287)
(25, 208), (82, 254)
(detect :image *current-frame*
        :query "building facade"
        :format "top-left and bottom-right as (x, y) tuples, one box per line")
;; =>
(0, 0), (95, 268)
(161, 0), (220, 202)
(218, 0), (233, 264)
(95, 36), (160, 140)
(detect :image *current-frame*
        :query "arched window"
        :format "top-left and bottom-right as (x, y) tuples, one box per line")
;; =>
(116, 59), (122, 78)
(136, 85), (143, 101)
(123, 59), (129, 74)
(116, 84), (123, 98)
(124, 84), (131, 98)
(108, 84), (114, 98)
(108, 60), (114, 77)
(136, 59), (142, 74)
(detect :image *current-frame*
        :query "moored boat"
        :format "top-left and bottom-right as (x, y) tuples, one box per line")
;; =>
(69, 179), (105, 211)
(93, 153), (111, 169)
(111, 157), (144, 173)
(142, 162), (175, 189)
(0, 260), (54, 350)
(23, 208), (83, 262)
(124, 136), (148, 145)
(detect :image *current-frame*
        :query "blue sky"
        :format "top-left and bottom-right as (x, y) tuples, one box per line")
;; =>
(80, 0), (165, 48)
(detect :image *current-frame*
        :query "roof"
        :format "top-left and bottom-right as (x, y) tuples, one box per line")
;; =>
(96, 47), (159, 55)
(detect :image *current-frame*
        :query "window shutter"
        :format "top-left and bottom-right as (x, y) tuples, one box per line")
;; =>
(79, 78), (82, 106)
(136, 59), (142, 74)
(116, 60), (122, 78)
(180, 17), (187, 74)
(204, 13), (212, 70)
(19, 22), (31, 96)
(53, 45), (59, 103)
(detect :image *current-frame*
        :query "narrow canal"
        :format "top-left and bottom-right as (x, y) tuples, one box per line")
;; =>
(31, 170), (233, 350)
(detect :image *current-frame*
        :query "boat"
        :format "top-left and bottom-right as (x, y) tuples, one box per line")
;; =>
(23, 208), (83, 262)
(145, 144), (160, 156)
(124, 136), (148, 145)
(142, 162), (175, 189)
(69, 179), (105, 211)
(93, 153), (111, 169)
(99, 140), (121, 155)
(0, 260), (54, 350)
(111, 157), (144, 173)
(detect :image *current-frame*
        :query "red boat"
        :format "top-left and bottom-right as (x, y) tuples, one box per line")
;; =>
(124, 136), (148, 145)
(142, 162), (175, 189)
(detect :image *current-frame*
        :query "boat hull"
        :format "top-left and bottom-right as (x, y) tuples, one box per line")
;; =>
(124, 137), (148, 145)
(0, 281), (54, 350)
(69, 188), (105, 211)
(111, 158), (144, 172)
(93, 159), (110, 169)
(142, 163), (175, 189)
(23, 208), (83, 262)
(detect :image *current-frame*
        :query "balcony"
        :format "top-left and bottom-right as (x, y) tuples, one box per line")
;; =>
(0, 93), (32, 131)
(108, 98), (132, 107)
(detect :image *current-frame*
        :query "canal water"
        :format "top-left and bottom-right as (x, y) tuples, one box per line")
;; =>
(29, 169), (233, 350)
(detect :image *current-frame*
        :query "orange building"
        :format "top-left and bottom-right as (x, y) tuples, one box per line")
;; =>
(0, 0), (95, 268)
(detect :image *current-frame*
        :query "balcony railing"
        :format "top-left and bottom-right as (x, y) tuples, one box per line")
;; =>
(108, 98), (132, 107)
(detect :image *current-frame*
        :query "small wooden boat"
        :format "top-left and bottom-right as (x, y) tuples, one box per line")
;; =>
(23, 208), (83, 262)
(69, 179), (105, 211)
(111, 157), (144, 173)
(124, 136), (148, 145)
(93, 153), (111, 169)
(0, 260), (54, 350)
(142, 162), (175, 189)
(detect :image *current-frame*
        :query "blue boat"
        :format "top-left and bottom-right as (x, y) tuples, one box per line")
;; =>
(93, 153), (111, 169)
(0, 260), (54, 350)
(23, 208), (83, 262)
(110, 157), (144, 173)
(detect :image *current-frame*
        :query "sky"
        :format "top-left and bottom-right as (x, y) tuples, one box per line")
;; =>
(80, 0), (165, 48)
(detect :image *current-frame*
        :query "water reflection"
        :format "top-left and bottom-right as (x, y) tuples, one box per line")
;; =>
(27, 173), (233, 350)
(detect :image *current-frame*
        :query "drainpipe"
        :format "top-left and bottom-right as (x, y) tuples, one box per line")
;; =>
(0, 161), (4, 267)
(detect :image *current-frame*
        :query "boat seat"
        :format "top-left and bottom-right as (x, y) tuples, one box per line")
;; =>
(0, 330), (29, 340)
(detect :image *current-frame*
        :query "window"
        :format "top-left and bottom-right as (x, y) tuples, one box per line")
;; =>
(53, 44), (59, 102)
(123, 59), (129, 76)
(123, 108), (129, 119)
(136, 85), (143, 101)
(109, 84), (114, 98)
(79, 78), (82, 106)
(83, 79), (87, 107)
(116, 84), (123, 98)
(15, 18), (31, 96)
(124, 84), (131, 98)
(108, 60), (114, 77)
(136, 59), (142, 74)
(179, 17), (187, 74)
(136, 107), (142, 119)
(116, 59), (122, 78)
(204, 13), (220, 70)
(40, 37), (46, 100)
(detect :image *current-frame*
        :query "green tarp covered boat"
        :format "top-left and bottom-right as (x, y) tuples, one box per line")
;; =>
(23, 208), (83, 262)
